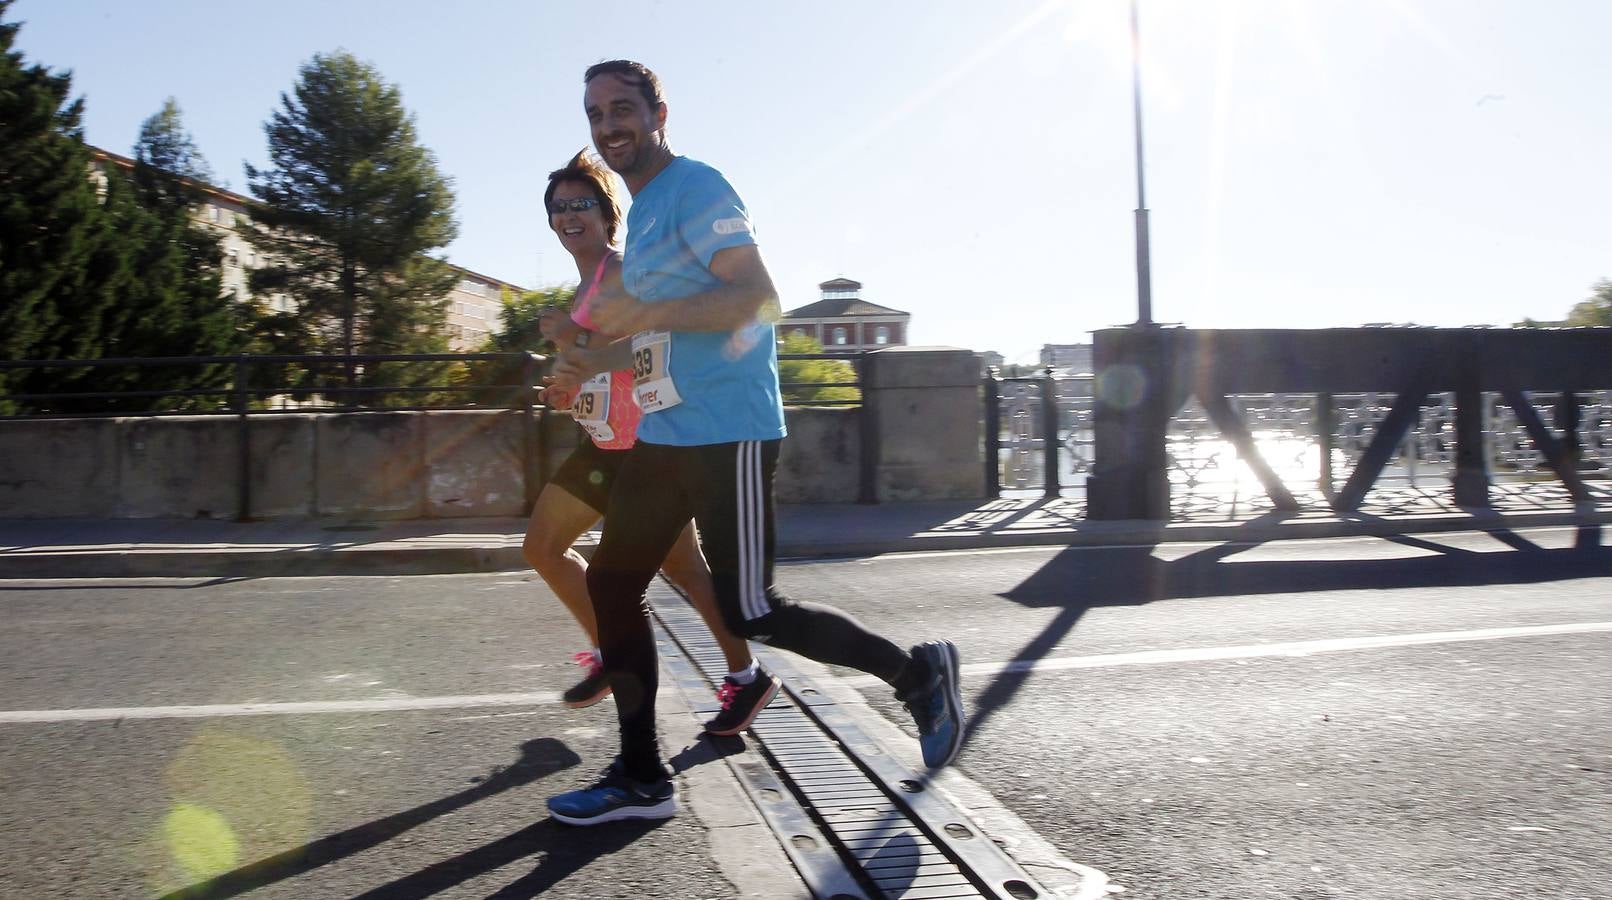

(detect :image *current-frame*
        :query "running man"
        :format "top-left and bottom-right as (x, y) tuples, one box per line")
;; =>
(545, 60), (963, 827)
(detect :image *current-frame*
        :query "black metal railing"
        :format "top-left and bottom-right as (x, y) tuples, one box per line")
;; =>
(0, 352), (548, 418)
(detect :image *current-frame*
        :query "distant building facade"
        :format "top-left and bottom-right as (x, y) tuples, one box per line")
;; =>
(780, 278), (910, 354)
(1040, 343), (1093, 374)
(89, 148), (521, 351)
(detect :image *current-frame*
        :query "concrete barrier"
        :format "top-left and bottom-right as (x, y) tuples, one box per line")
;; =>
(118, 416), (238, 519)
(424, 410), (525, 518)
(777, 407), (860, 504)
(315, 412), (425, 519)
(0, 418), (121, 518)
(864, 347), (985, 502)
(250, 415), (316, 519)
(0, 349), (989, 519)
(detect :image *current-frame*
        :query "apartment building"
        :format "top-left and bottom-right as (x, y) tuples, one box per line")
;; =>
(89, 148), (521, 350)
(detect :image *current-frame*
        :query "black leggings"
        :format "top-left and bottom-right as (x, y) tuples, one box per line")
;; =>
(587, 438), (914, 781)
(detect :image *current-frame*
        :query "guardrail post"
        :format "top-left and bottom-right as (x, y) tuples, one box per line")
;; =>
(1316, 392), (1336, 501)
(1041, 365), (1060, 498)
(233, 355), (253, 522)
(1555, 391), (1583, 472)
(857, 352), (879, 504)
(1453, 358), (1490, 508)
(983, 366), (1002, 498)
(521, 352), (543, 515)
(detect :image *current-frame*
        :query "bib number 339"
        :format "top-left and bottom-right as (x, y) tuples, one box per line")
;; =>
(630, 331), (683, 413)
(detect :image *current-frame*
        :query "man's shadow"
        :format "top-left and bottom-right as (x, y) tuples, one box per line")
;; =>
(349, 735), (743, 900)
(161, 738), (580, 900)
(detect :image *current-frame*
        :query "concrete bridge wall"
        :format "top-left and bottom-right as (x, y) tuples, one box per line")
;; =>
(0, 347), (985, 520)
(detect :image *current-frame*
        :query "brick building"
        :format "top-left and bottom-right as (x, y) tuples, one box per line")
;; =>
(780, 278), (910, 354)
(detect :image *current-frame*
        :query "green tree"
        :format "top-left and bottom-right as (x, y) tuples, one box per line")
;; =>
(457, 285), (575, 401)
(89, 101), (247, 408)
(134, 96), (214, 193)
(240, 50), (458, 401)
(777, 331), (860, 404)
(1564, 279), (1612, 327)
(1515, 279), (1612, 328)
(0, 2), (127, 410)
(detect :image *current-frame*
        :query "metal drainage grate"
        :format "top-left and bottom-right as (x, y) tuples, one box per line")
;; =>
(649, 582), (1046, 900)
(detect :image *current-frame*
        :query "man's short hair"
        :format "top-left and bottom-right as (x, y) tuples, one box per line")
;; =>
(584, 59), (665, 111)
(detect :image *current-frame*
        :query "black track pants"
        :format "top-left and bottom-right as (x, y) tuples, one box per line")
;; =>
(586, 438), (914, 781)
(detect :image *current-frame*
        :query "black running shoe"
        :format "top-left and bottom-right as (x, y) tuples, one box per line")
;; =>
(562, 651), (611, 709)
(703, 667), (781, 736)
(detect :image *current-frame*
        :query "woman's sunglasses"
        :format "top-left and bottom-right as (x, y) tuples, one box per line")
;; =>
(548, 198), (601, 215)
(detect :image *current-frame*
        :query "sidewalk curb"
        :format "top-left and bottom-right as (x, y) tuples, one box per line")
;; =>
(2, 508), (1606, 579)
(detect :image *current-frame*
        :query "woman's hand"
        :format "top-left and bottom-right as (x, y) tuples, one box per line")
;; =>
(538, 307), (583, 348)
(545, 344), (601, 392)
(538, 384), (576, 411)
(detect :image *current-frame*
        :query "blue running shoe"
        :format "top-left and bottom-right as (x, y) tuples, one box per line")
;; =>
(547, 760), (676, 826)
(900, 640), (964, 769)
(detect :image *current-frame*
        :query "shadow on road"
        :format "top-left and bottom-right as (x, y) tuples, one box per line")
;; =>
(962, 523), (1611, 747)
(354, 818), (667, 900)
(159, 737), (580, 900)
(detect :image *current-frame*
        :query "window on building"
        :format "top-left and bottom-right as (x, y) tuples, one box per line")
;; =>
(875, 326), (890, 345)
(226, 248), (239, 266)
(833, 327), (847, 345)
(207, 205), (220, 223)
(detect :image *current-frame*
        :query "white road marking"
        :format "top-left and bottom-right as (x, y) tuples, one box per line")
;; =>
(0, 691), (561, 724)
(814, 525), (1595, 564)
(840, 621), (1612, 687)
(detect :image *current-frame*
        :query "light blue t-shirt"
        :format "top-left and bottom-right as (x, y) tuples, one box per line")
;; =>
(622, 157), (787, 446)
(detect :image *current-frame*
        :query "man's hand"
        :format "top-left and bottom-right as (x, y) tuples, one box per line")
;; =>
(587, 288), (654, 337)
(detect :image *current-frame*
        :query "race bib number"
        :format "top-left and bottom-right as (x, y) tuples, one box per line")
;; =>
(631, 331), (683, 413)
(570, 373), (615, 443)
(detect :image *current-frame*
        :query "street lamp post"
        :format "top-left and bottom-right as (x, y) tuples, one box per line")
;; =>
(1131, 0), (1153, 327)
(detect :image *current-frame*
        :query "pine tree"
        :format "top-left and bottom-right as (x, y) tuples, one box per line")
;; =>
(0, 3), (141, 413)
(240, 51), (459, 402)
(106, 99), (246, 408)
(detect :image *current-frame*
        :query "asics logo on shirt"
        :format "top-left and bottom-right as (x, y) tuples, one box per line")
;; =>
(712, 217), (751, 235)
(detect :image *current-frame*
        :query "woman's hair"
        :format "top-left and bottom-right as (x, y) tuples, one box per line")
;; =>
(543, 149), (623, 246)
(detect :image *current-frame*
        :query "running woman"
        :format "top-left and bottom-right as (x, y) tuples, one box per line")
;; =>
(525, 150), (778, 738)
(544, 62), (963, 827)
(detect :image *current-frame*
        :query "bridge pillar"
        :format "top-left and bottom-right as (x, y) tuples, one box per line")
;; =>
(1086, 326), (1173, 520)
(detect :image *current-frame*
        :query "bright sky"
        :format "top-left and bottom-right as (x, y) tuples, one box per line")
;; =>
(13, 0), (1611, 363)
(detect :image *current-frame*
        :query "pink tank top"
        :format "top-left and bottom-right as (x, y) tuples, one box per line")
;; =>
(567, 254), (641, 450)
